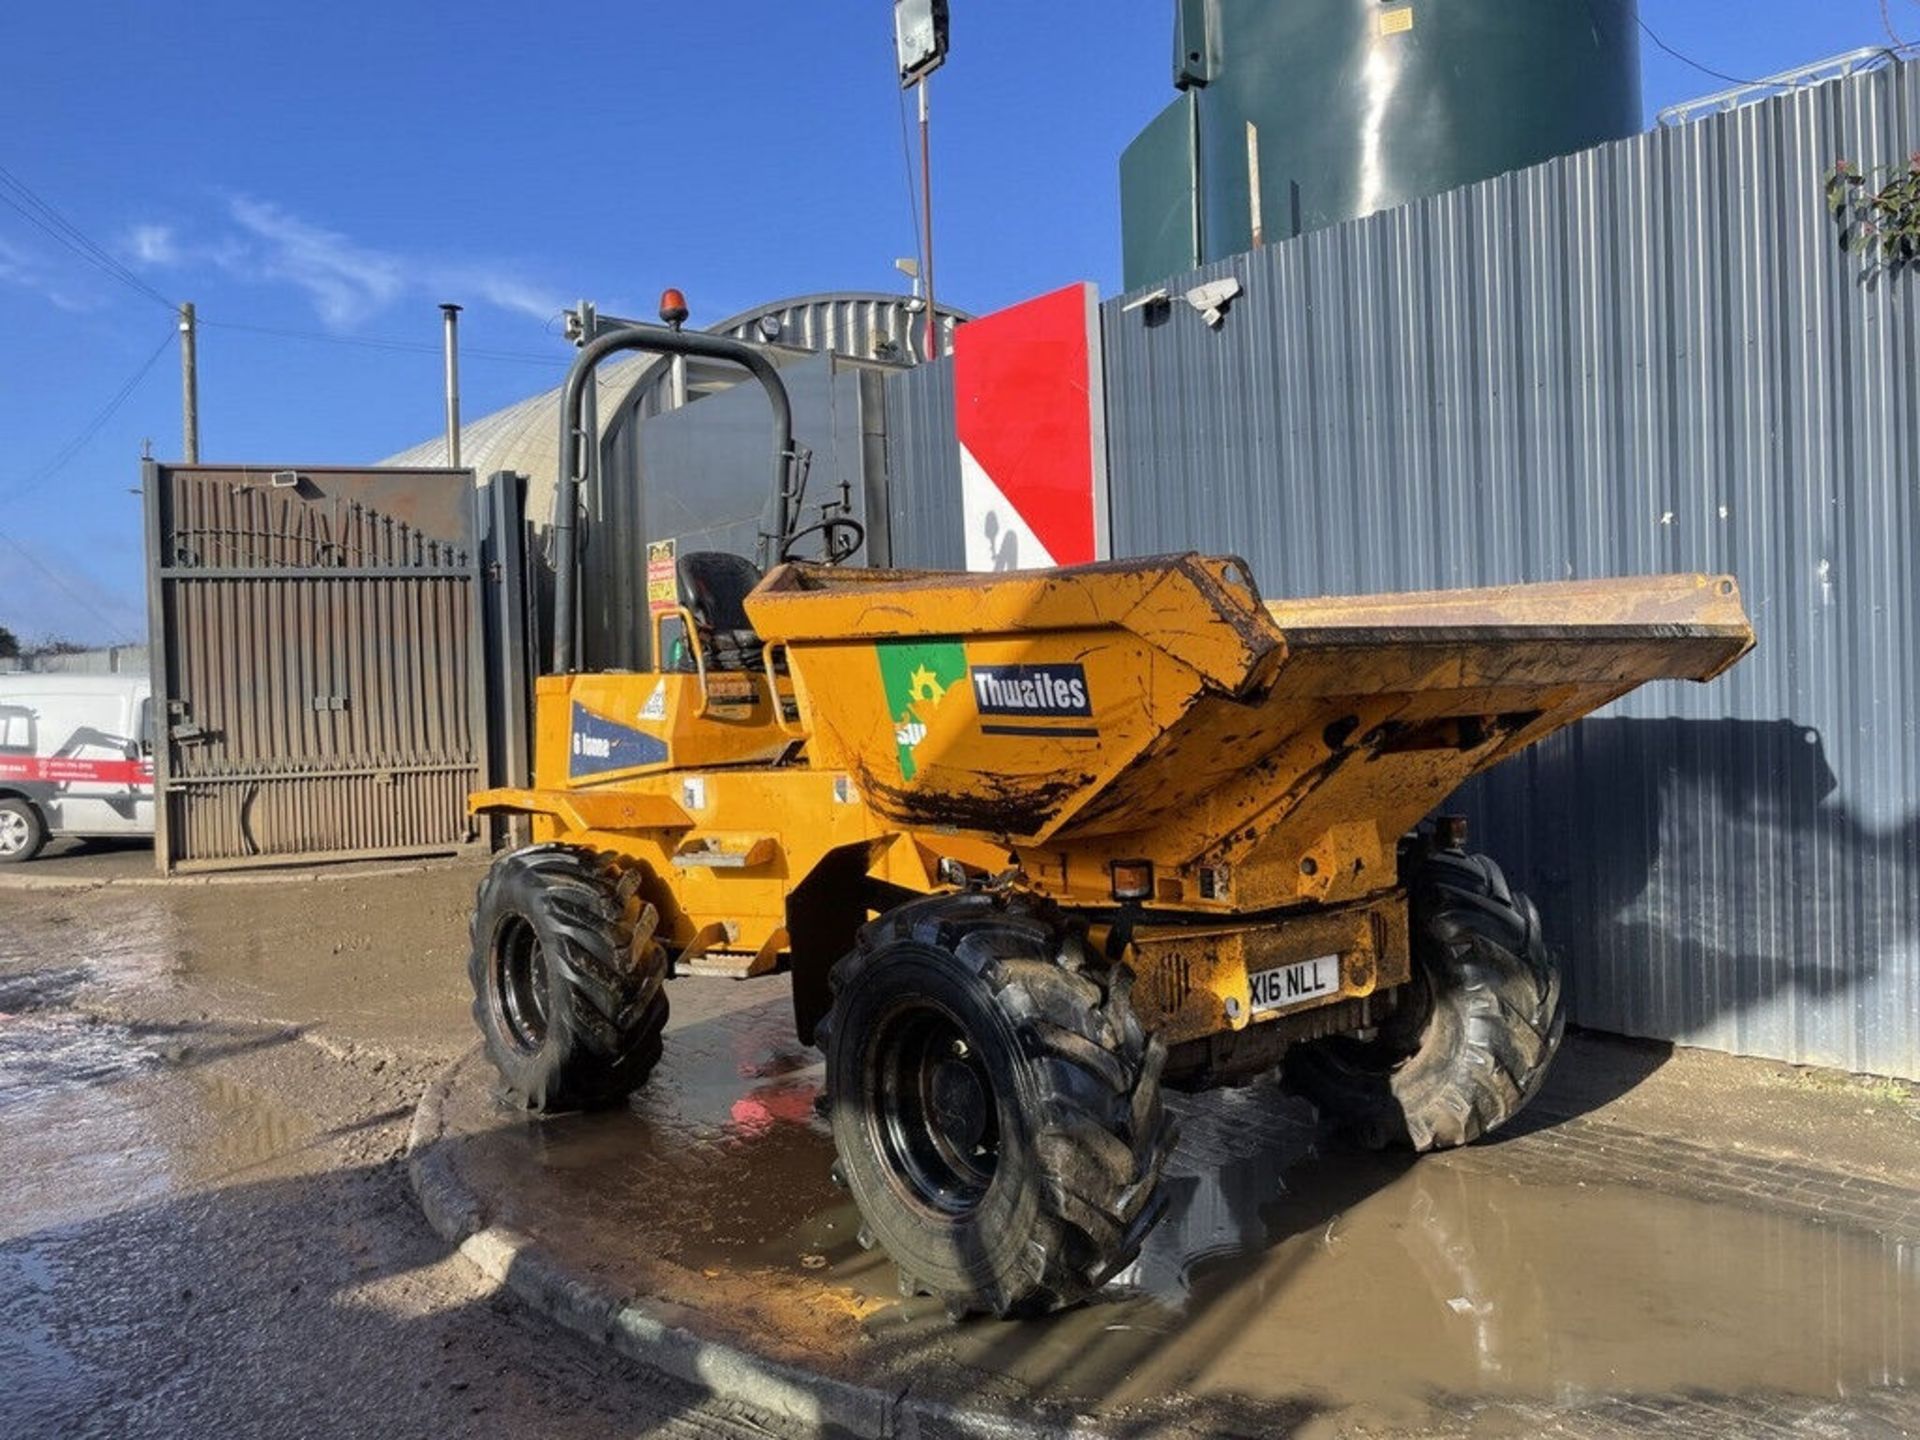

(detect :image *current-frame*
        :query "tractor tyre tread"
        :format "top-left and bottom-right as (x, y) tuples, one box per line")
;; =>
(1284, 849), (1565, 1152)
(469, 843), (670, 1113)
(826, 891), (1176, 1319)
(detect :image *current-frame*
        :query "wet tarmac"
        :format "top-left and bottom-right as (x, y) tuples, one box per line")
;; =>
(6, 862), (1920, 1436)
(0, 867), (812, 1440)
(437, 980), (1920, 1433)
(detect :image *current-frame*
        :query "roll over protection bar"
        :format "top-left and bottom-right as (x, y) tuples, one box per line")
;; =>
(550, 322), (796, 674)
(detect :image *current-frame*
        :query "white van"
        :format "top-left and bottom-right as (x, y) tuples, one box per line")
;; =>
(0, 673), (155, 863)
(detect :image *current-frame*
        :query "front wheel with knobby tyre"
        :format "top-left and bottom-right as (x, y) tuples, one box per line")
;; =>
(468, 844), (671, 1112)
(823, 892), (1177, 1318)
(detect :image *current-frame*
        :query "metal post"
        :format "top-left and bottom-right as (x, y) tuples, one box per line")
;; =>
(1246, 122), (1265, 249)
(919, 77), (937, 360)
(440, 303), (463, 469)
(178, 302), (199, 463)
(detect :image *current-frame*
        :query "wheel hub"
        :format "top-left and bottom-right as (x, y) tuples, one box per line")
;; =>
(867, 1002), (1000, 1216)
(0, 811), (27, 854)
(929, 1058), (989, 1153)
(492, 916), (551, 1054)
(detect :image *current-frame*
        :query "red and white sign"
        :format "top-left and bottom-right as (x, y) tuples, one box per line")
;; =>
(952, 281), (1108, 571)
(0, 755), (153, 787)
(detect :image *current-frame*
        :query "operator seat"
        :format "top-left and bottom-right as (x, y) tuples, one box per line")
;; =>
(674, 551), (765, 671)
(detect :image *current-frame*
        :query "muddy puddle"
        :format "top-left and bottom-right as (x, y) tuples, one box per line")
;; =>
(0, 868), (481, 1051)
(0, 992), (315, 1244)
(446, 987), (1920, 1419)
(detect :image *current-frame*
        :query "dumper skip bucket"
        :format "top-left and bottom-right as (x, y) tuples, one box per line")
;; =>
(746, 555), (1752, 890)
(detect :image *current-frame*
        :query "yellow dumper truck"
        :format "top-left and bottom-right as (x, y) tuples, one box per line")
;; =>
(467, 322), (1753, 1317)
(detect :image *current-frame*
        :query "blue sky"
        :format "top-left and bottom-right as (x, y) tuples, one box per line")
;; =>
(0, 1), (1911, 643)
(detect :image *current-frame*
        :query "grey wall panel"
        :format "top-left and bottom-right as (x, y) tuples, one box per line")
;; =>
(1102, 61), (1920, 1076)
(639, 354), (872, 571)
(883, 356), (966, 570)
(588, 353), (891, 669)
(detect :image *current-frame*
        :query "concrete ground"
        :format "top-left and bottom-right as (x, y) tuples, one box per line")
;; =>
(3, 845), (1919, 1437)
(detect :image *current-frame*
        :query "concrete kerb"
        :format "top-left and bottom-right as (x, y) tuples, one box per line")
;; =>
(405, 1054), (1100, 1440)
(0, 858), (472, 891)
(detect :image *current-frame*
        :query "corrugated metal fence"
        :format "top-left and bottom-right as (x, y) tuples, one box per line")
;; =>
(885, 357), (967, 569)
(1096, 60), (1920, 1075)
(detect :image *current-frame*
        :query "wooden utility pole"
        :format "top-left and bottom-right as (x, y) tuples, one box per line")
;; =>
(179, 301), (199, 463)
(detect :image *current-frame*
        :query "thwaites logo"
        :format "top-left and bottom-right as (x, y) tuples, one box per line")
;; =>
(968, 664), (1092, 718)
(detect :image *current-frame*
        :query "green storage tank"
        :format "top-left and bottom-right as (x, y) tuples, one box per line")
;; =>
(1121, 0), (1643, 290)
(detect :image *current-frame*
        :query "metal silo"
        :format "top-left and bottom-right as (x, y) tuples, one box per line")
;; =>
(1122, 0), (1643, 289)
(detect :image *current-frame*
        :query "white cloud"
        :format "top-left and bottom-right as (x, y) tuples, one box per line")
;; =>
(124, 223), (180, 266)
(448, 268), (568, 324)
(122, 197), (565, 331)
(0, 235), (104, 313)
(225, 197), (406, 327)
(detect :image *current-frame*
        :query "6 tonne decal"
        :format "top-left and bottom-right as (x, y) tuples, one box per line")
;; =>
(569, 702), (669, 779)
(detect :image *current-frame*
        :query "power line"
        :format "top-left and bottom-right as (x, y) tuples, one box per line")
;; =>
(0, 323), (180, 506)
(0, 320), (174, 642)
(0, 312), (557, 506)
(1883, 0), (1912, 48)
(1636, 16), (1759, 87)
(0, 528), (145, 644)
(0, 163), (177, 312)
(0, 168), (564, 364)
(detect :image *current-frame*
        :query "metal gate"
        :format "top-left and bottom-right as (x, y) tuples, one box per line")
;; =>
(142, 463), (489, 872)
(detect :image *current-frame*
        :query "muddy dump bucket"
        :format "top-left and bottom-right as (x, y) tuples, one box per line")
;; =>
(746, 555), (1752, 870)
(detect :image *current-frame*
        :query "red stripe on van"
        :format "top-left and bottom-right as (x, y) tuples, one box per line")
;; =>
(0, 756), (153, 786)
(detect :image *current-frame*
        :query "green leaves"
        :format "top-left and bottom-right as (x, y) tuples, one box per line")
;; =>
(1824, 157), (1920, 277)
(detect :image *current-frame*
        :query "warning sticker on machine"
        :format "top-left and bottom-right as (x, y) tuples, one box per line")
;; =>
(647, 539), (678, 614)
(1378, 5), (1414, 35)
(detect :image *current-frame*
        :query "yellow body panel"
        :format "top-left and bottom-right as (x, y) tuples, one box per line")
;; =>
(478, 554), (1753, 1049)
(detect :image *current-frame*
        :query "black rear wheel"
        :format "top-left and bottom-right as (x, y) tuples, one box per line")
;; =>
(1284, 847), (1565, 1151)
(469, 844), (670, 1111)
(824, 892), (1176, 1318)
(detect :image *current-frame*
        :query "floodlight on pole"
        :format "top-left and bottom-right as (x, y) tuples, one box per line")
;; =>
(894, 0), (948, 362)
